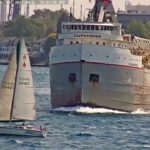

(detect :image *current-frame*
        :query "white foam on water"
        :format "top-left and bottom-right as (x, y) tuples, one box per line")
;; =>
(76, 107), (127, 114)
(131, 108), (150, 114)
(54, 106), (127, 114)
(143, 145), (150, 148)
(15, 139), (24, 144)
(54, 106), (150, 114)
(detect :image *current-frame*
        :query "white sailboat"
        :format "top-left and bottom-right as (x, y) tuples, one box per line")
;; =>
(0, 38), (47, 137)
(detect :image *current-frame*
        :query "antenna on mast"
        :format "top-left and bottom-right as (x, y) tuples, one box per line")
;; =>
(73, 0), (75, 18)
(26, 0), (29, 17)
(80, 4), (82, 20)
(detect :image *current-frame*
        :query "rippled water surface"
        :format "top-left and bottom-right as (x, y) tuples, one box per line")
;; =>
(0, 65), (150, 150)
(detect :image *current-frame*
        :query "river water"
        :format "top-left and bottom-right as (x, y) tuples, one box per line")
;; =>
(0, 65), (150, 150)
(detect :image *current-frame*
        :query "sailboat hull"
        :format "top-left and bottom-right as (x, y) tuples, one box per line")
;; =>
(0, 126), (47, 137)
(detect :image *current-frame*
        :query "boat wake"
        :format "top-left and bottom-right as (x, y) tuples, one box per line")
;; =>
(53, 106), (126, 114)
(131, 108), (150, 115)
(53, 106), (150, 115)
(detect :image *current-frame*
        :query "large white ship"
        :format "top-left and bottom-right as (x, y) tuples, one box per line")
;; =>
(49, 0), (150, 112)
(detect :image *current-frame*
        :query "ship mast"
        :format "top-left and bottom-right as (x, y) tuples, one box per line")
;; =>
(91, 0), (117, 23)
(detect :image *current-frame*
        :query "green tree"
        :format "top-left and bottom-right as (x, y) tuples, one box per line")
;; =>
(145, 21), (150, 38)
(127, 20), (150, 39)
(31, 9), (69, 34)
(43, 36), (56, 54)
(3, 16), (46, 39)
(1, 8), (76, 39)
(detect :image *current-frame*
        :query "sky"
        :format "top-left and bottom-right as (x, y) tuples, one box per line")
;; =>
(23, 0), (150, 18)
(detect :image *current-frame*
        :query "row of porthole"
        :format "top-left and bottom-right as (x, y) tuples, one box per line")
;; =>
(51, 54), (139, 62)
(69, 41), (130, 49)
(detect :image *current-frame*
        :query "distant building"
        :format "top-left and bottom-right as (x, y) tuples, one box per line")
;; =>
(117, 3), (150, 29)
(0, 3), (7, 24)
(125, 2), (150, 14)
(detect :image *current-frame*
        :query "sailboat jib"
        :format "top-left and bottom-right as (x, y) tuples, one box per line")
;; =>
(0, 50), (17, 121)
(12, 39), (36, 120)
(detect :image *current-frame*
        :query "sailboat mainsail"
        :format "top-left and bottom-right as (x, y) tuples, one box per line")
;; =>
(0, 38), (36, 121)
(0, 50), (17, 120)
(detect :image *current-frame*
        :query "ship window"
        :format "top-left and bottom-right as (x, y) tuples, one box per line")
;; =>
(106, 26), (109, 30)
(67, 25), (70, 29)
(78, 25), (81, 30)
(110, 26), (114, 31)
(74, 25), (77, 30)
(69, 73), (76, 82)
(71, 25), (74, 30)
(96, 26), (99, 30)
(91, 25), (95, 30)
(63, 25), (67, 29)
(96, 42), (99, 45)
(89, 74), (99, 83)
(87, 25), (90, 30)
(98, 26), (101, 30)
(82, 25), (86, 30)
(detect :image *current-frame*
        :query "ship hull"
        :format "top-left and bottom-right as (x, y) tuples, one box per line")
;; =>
(49, 0), (150, 112)
(50, 61), (150, 112)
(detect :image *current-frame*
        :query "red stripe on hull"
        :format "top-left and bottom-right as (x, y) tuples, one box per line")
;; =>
(51, 61), (143, 70)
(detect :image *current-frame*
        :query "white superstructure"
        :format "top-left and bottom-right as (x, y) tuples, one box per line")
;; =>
(50, 22), (143, 69)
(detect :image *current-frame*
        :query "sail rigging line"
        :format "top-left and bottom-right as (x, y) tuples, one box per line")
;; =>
(10, 39), (21, 121)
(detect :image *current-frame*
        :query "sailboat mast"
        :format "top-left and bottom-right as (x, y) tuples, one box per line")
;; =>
(10, 39), (20, 121)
